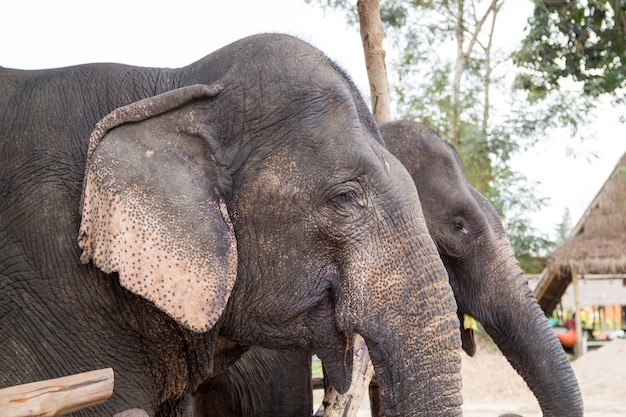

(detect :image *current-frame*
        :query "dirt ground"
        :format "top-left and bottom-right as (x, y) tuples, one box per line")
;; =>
(314, 335), (626, 416)
(460, 335), (626, 417)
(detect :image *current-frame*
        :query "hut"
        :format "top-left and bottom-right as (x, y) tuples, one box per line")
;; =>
(534, 151), (626, 355)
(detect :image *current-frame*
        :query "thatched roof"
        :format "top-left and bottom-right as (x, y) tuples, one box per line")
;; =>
(547, 151), (626, 274)
(535, 151), (626, 313)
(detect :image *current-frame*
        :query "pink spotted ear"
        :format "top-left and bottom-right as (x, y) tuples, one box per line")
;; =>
(78, 84), (237, 333)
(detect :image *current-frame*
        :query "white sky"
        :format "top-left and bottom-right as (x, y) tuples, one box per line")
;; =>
(2, 0), (625, 239)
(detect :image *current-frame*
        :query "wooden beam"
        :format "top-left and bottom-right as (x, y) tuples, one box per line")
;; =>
(576, 273), (626, 280)
(572, 268), (584, 358)
(535, 268), (572, 314)
(0, 368), (114, 417)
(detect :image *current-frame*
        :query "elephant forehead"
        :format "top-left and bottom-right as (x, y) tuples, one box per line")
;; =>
(236, 154), (317, 205)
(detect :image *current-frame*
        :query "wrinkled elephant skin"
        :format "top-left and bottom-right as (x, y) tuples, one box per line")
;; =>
(0, 36), (462, 416)
(194, 120), (583, 417)
(382, 121), (582, 417)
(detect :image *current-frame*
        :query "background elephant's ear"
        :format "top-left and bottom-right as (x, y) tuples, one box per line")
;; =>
(78, 84), (237, 333)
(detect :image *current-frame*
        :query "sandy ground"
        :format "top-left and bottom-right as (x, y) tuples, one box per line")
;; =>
(314, 335), (626, 416)
(461, 335), (626, 417)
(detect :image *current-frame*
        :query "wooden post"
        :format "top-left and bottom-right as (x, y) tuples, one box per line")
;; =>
(0, 368), (114, 417)
(572, 267), (584, 357)
(322, 335), (374, 417)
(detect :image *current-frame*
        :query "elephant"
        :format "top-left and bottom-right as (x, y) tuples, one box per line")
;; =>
(192, 120), (583, 417)
(192, 348), (313, 417)
(0, 34), (463, 417)
(382, 120), (582, 416)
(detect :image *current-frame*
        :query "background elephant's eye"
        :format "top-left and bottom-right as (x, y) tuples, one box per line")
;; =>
(454, 219), (468, 235)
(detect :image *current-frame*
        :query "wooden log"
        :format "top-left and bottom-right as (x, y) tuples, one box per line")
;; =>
(0, 368), (114, 417)
(322, 334), (374, 417)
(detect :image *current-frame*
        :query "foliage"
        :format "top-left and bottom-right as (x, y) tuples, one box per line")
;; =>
(555, 208), (573, 245)
(305, 0), (571, 270)
(506, 208), (573, 273)
(309, 0), (517, 193)
(487, 164), (555, 273)
(513, 0), (626, 99)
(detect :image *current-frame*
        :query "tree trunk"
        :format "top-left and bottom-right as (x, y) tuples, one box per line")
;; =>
(449, 0), (499, 147)
(357, 0), (391, 123)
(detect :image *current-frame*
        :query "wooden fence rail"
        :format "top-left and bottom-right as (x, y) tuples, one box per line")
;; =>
(0, 368), (114, 417)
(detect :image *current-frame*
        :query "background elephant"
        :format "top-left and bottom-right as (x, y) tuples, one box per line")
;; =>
(383, 120), (582, 416)
(0, 35), (463, 416)
(193, 120), (583, 417)
(193, 349), (313, 417)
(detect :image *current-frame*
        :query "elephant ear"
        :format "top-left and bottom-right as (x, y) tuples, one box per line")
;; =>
(78, 84), (237, 333)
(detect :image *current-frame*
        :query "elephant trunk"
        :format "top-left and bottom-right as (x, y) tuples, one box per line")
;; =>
(481, 262), (583, 416)
(366, 308), (462, 417)
(340, 225), (463, 417)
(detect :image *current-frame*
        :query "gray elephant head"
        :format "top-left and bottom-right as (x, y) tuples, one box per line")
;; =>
(381, 120), (583, 416)
(191, 119), (583, 417)
(1, 35), (462, 416)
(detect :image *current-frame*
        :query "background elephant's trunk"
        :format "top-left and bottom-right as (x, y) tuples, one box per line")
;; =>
(339, 223), (463, 417)
(479, 261), (583, 416)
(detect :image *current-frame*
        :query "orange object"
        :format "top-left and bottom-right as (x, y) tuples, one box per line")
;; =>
(556, 328), (577, 348)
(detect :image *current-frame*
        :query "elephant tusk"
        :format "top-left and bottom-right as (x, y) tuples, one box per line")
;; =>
(463, 313), (479, 331)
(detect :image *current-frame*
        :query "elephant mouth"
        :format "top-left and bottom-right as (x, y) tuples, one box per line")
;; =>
(314, 332), (353, 393)
(458, 311), (477, 357)
(305, 298), (353, 393)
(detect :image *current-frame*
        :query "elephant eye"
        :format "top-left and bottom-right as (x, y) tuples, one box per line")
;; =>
(327, 182), (366, 209)
(454, 219), (468, 235)
(334, 190), (358, 204)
